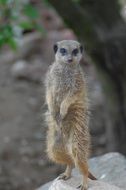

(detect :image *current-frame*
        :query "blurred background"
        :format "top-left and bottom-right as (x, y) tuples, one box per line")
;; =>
(0, 0), (126, 189)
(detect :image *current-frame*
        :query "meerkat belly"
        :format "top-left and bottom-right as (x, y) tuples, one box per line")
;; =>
(62, 102), (87, 138)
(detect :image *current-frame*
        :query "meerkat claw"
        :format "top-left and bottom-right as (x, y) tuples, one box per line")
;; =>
(58, 173), (71, 180)
(55, 113), (62, 125)
(77, 184), (81, 189)
(77, 184), (87, 190)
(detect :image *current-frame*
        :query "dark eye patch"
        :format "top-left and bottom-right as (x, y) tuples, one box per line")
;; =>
(60, 48), (67, 55)
(72, 48), (79, 56)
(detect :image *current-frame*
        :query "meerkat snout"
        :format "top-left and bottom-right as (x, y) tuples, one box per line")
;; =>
(68, 58), (73, 63)
(67, 55), (73, 63)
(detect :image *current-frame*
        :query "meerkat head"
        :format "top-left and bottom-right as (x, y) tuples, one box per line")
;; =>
(53, 40), (83, 65)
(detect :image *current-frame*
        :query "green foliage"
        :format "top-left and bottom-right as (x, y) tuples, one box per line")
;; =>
(42, 0), (52, 7)
(0, 0), (43, 50)
(23, 4), (39, 19)
(0, 25), (17, 49)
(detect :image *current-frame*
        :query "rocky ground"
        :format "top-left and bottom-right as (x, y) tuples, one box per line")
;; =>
(0, 4), (108, 190)
(38, 152), (126, 190)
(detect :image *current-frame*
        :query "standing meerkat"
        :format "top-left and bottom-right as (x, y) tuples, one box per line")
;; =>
(45, 40), (96, 190)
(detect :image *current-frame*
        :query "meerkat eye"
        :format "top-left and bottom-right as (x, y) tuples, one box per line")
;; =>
(60, 48), (67, 55)
(72, 48), (79, 56)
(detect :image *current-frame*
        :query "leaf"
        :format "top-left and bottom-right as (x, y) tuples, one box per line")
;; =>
(23, 4), (39, 19)
(19, 21), (34, 30)
(7, 37), (17, 50)
(3, 25), (13, 38)
(42, 0), (52, 7)
(0, 34), (4, 48)
(0, 0), (8, 5)
(0, 0), (13, 5)
(34, 24), (46, 34)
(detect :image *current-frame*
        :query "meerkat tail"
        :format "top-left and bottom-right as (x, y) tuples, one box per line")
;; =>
(88, 171), (97, 180)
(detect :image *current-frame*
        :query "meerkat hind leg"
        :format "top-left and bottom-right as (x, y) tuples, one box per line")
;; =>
(76, 160), (88, 190)
(58, 164), (73, 180)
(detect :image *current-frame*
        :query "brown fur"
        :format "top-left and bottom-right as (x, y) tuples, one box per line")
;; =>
(45, 40), (96, 190)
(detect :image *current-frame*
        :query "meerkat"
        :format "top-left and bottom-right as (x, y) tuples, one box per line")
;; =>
(45, 40), (96, 190)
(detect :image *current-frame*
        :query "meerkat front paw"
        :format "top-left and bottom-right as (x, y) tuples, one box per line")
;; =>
(55, 113), (62, 125)
(58, 173), (71, 180)
(60, 103), (68, 119)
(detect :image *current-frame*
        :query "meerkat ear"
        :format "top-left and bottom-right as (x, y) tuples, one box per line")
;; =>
(53, 44), (58, 53)
(80, 45), (83, 53)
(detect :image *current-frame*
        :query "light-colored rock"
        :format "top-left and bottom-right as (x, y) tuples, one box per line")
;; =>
(49, 177), (121, 190)
(11, 60), (28, 78)
(11, 60), (45, 82)
(37, 152), (126, 190)
(88, 152), (126, 189)
(37, 177), (122, 190)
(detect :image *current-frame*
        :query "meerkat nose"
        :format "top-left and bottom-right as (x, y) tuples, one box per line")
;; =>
(68, 58), (73, 63)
